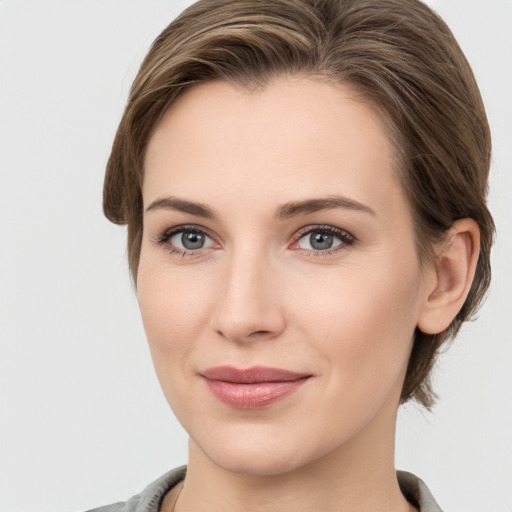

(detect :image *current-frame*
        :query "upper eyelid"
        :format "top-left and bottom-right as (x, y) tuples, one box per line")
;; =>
(159, 223), (352, 236)
(161, 224), (216, 239)
(293, 224), (354, 240)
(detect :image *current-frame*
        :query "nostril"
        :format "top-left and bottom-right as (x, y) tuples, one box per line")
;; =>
(247, 330), (274, 340)
(215, 329), (275, 342)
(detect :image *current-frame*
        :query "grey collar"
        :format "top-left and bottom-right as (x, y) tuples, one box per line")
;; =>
(88, 466), (443, 512)
(398, 470), (444, 511)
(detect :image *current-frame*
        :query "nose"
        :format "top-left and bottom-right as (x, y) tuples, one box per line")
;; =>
(211, 250), (286, 344)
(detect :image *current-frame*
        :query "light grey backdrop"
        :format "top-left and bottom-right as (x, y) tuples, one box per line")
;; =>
(0, 1), (510, 511)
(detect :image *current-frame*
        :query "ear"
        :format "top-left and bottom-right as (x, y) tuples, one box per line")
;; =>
(417, 218), (480, 335)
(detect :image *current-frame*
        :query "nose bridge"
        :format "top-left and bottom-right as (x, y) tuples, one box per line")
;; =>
(212, 243), (285, 342)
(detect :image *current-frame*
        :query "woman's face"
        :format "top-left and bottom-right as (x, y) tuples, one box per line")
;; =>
(138, 77), (432, 475)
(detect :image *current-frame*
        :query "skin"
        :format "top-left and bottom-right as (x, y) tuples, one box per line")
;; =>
(137, 77), (478, 512)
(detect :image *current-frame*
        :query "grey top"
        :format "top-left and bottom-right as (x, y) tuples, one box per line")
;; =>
(87, 466), (443, 512)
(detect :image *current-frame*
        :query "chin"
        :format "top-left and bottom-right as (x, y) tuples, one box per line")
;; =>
(190, 425), (333, 477)
(209, 448), (305, 477)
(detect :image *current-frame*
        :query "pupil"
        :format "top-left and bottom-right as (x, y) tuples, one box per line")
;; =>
(310, 232), (333, 250)
(182, 232), (204, 250)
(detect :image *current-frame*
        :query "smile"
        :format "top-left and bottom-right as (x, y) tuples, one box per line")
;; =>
(201, 366), (312, 409)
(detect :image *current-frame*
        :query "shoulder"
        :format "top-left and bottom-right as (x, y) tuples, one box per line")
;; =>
(397, 470), (444, 512)
(85, 466), (187, 512)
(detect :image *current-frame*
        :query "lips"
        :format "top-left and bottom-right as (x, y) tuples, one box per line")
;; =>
(201, 366), (311, 409)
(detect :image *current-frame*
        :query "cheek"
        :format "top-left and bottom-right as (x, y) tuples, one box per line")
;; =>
(136, 254), (215, 368)
(136, 261), (217, 422)
(290, 256), (421, 389)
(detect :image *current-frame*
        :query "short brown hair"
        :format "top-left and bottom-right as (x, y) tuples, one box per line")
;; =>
(104, 0), (494, 408)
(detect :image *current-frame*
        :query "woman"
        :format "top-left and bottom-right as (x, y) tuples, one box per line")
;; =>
(91, 0), (493, 510)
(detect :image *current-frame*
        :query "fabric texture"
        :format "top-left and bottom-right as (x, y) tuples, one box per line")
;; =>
(86, 466), (443, 512)
(397, 470), (444, 512)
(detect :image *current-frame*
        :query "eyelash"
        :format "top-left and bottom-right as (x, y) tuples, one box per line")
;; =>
(292, 225), (355, 257)
(153, 224), (355, 257)
(153, 225), (217, 257)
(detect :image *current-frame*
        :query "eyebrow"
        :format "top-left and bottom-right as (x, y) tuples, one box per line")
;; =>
(146, 197), (215, 218)
(145, 195), (375, 219)
(277, 196), (376, 219)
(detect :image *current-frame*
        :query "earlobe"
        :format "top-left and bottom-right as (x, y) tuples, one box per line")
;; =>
(417, 219), (480, 335)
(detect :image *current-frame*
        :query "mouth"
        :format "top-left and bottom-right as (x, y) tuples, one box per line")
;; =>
(200, 366), (312, 409)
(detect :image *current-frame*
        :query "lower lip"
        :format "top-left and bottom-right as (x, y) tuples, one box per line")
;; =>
(204, 378), (310, 409)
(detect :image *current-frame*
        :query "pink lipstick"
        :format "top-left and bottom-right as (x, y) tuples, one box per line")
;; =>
(201, 366), (311, 409)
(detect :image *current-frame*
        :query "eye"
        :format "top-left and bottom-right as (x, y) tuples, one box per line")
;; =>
(171, 230), (214, 250)
(156, 226), (216, 254)
(294, 226), (354, 252)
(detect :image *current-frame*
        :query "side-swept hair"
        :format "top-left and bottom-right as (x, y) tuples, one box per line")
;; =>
(104, 0), (494, 408)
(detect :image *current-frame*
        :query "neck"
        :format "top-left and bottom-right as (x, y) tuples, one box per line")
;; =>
(174, 408), (416, 512)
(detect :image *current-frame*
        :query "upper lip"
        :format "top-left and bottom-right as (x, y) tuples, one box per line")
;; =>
(201, 366), (311, 383)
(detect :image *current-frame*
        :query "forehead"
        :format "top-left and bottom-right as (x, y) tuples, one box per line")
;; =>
(143, 77), (405, 218)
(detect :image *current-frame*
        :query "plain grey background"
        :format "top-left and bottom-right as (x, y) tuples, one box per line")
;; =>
(0, 1), (511, 511)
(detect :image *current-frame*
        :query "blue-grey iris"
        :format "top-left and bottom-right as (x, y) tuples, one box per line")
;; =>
(310, 232), (333, 250)
(182, 232), (205, 250)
